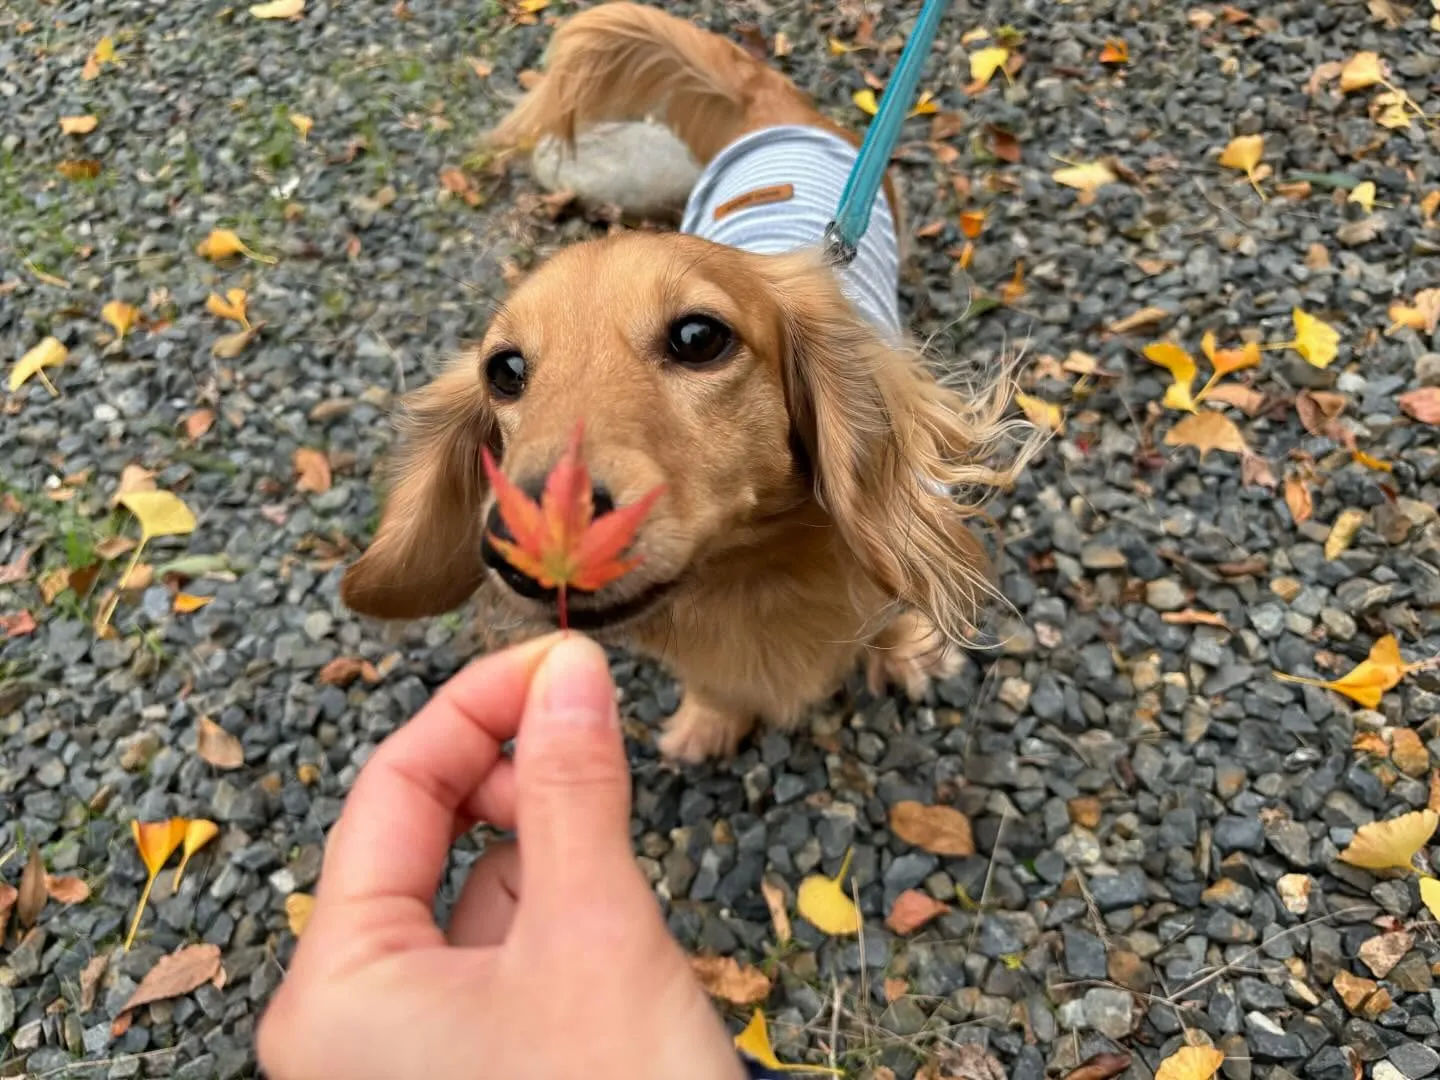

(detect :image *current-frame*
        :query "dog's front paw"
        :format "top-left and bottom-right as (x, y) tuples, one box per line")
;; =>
(866, 612), (963, 701)
(657, 695), (755, 764)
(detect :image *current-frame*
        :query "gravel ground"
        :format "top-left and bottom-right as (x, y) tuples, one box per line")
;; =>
(4, 0), (1440, 1078)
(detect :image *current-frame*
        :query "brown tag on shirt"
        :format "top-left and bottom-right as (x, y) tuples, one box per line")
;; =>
(713, 183), (795, 221)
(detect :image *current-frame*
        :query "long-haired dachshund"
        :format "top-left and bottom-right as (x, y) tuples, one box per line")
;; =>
(341, 2), (1033, 762)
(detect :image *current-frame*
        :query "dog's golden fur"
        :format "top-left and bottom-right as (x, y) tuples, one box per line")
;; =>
(341, 3), (1032, 761)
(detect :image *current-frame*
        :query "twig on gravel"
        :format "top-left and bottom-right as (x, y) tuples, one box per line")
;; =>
(965, 805), (1010, 956)
(1165, 907), (1372, 1002)
(828, 976), (842, 1072)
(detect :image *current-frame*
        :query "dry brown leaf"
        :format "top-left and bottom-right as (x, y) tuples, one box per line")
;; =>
(1337, 809), (1438, 870)
(760, 879), (791, 945)
(1154, 1046), (1224, 1080)
(1241, 452), (1276, 489)
(45, 874), (91, 904)
(1340, 51), (1385, 92)
(57, 159), (102, 181)
(317, 656), (380, 687)
(1163, 411), (1247, 457)
(0, 883), (16, 939)
(294, 447), (332, 494)
(116, 944), (223, 1020)
(690, 955), (772, 1005)
(1368, 0), (1410, 27)
(1284, 475), (1313, 524)
(112, 464), (157, 505)
(886, 889), (952, 934)
(212, 325), (262, 359)
(1397, 387), (1440, 424)
(889, 801), (975, 856)
(60, 114), (99, 135)
(183, 409), (216, 439)
(80, 954), (109, 1013)
(196, 716), (244, 769)
(1064, 1053), (1135, 1080)
(285, 892), (316, 936)
(18, 845), (47, 928)
(1161, 609), (1229, 628)
(1387, 289), (1440, 335)
(1109, 306), (1169, 334)
(1203, 383), (1265, 416)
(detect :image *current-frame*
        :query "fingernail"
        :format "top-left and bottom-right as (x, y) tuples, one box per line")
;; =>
(532, 636), (617, 726)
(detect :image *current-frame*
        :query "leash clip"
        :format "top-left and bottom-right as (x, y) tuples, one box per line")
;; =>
(821, 222), (858, 268)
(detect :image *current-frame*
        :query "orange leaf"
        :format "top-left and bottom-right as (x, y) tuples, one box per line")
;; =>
(317, 656), (380, 686)
(1398, 387), (1440, 424)
(959, 209), (986, 239)
(690, 955), (773, 1005)
(46, 874), (92, 904)
(1163, 411), (1247, 457)
(1284, 475), (1313, 524)
(1099, 38), (1129, 64)
(482, 421), (665, 629)
(173, 592), (213, 613)
(886, 889), (952, 934)
(1275, 634), (1412, 709)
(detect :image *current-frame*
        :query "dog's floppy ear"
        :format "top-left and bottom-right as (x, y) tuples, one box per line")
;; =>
(763, 252), (1033, 640)
(341, 358), (494, 620)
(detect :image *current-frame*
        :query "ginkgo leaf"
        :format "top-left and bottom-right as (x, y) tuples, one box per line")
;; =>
(1337, 809), (1439, 870)
(969, 46), (1010, 88)
(1373, 90), (1412, 129)
(1163, 411), (1247, 457)
(206, 289), (250, 327)
(1348, 180), (1377, 213)
(126, 818), (189, 949)
(1052, 160), (1117, 198)
(1200, 332), (1261, 378)
(1420, 876), (1440, 921)
(796, 848), (862, 936)
(172, 819), (219, 891)
(1340, 50), (1385, 92)
(1276, 634), (1413, 709)
(289, 113), (314, 140)
(56, 159), (102, 181)
(483, 421), (664, 630)
(959, 209), (986, 238)
(909, 89), (938, 117)
(82, 36), (116, 80)
(212, 324), (262, 359)
(1015, 391), (1064, 433)
(286, 892), (316, 936)
(1386, 289), (1440, 335)
(60, 114), (99, 135)
(250, 0), (305, 17)
(1155, 1046), (1226, 1080)
(196, 228), (277, 264)
(1144, 342), (1198, 412)
(1289, 308), (1340, 368)
(102, 300), (141, 340)
(852, 88), (878, 116)
(734, 1010), (841, 1075)
(173, 592), (214, 613)
(11, 336), (68, 395)
(1219, 134), (1266, 197)
(119, 490), (197, 540)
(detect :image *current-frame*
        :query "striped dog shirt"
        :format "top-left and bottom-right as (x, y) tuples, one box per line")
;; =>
(678, 124), (902, 338)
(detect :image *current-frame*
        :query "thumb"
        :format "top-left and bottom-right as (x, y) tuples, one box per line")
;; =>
(513, 634), (636, 900)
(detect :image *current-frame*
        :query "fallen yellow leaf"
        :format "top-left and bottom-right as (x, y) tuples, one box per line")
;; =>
(172, 819), (219, 892)
(734, 1009), (840, 1075)
(1340, 50), (1385, 92)
(796, 848), (861, 936)
(290, 112), (314, 140)
(1144, 342), (1198, 412)
(1219, 134), (1266, 197)
(212, 325), (262, 359)
(1015, 391), (1064, 433)
(82, 36), (116, 80)
(102, 300), (141, 340)
(1052, 160), (1117, 199)
(126, 819), (189, 949)
(1373, 90), (1412, 129)
(852, 88), (878, 116)
(1421, 876), (1440, 921)
(119, 490), (197, 541)
(1386, 288), (1440, 335)
(1289, 308), (1340, 368)
(10, 337), (68, 395)
(250, 0), (305, 17)
(173, 593), (214, 614)
(1200, 332), (1261, 378)
(969, 46), (1010, 88)
(205, 289), (250, 327)
(1337, 809), (1438, 870)
(1348, 180), (1377, 213)
(60, 114), (99, 135)
(1276, 634), (1414, 710)
(1324, 507), (1367, 560)
(56, 160), (102, 181)
(1163, 411), (1248, 457)
(196, 228), (276, 264)
(1155, 1046), (1226, 1080)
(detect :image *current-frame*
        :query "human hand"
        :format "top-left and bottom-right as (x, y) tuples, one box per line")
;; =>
(257, 634), (745, 1080)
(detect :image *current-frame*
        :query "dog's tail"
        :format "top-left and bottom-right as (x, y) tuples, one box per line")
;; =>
(489, 2), (825, 167)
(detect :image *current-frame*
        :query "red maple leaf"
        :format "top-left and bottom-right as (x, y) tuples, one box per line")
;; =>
(481, 423), (664, 630)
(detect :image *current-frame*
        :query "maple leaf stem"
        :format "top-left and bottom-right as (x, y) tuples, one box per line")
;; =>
(1195, 372), (1223, 404)
(124, 872), (158, 951)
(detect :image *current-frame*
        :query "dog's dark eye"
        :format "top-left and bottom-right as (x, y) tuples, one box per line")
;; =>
(485, 350), (527, 399)
(666, 315), (733, 368)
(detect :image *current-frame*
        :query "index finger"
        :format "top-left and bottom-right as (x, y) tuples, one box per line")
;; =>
(317, 633), (563, 909)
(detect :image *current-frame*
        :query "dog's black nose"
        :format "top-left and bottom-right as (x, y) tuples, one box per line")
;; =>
(482, 478), (617, 599)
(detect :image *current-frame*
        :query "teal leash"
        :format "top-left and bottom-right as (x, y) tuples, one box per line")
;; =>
(822, 0), (954, 266)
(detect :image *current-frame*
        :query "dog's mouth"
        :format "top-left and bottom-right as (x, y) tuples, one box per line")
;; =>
(481, 538), (677, 631)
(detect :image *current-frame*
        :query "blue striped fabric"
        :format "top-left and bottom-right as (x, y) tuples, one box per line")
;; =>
(679, 124), (902, 339)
